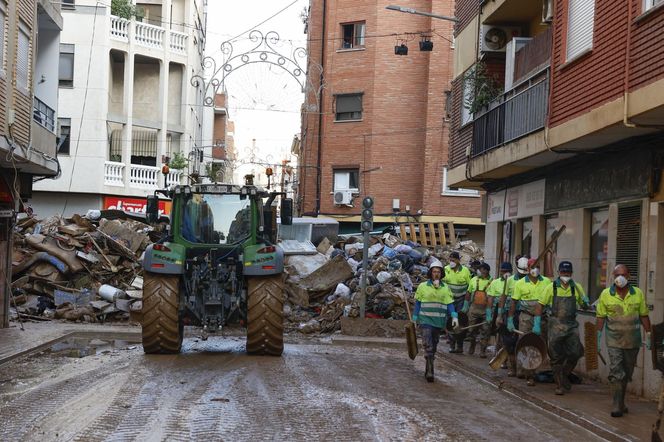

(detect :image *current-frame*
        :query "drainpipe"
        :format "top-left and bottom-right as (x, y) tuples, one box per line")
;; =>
(314, 0), (327, 217)
(623, 1), (636, 128)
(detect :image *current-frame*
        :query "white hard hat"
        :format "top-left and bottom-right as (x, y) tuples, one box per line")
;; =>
(429, 259), (444, 270)
(517, 257), (529, 274)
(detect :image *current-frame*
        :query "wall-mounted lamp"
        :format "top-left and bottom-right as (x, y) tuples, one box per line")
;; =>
(394, 43), (409, 55)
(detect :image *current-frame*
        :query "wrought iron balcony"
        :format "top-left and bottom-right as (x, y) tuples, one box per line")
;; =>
(472, 69), (549, 157)
(33, 96), (56, 133)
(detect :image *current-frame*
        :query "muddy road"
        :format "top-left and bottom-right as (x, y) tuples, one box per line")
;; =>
(0, 335), (602, 441)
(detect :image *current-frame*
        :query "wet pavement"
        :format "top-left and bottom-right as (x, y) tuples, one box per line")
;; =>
(0, 333), (602, 441)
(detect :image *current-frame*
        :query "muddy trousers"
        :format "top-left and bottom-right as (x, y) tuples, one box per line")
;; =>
(607, 347), (639, 416)
(548, 327), (584, 374)
(421, 325), (442, 359)
(449, 296), (466, 351)
(467, 305), (490, 351)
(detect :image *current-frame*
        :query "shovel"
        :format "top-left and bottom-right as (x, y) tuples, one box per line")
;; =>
(398, 274), (418, 360)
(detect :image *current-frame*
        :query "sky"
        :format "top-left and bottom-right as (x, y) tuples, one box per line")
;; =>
(205, 0), (309, 184)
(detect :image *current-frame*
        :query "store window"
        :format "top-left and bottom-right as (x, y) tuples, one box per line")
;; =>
(501, 221), (513, 265)
(589, 208), (609, 303)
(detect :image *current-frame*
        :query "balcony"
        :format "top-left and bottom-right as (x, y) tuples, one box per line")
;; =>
(33, 97), (55, 133)
(110, 16), (188, 55)
(104, 161), (184, 189)
(472, 69), (549, 157)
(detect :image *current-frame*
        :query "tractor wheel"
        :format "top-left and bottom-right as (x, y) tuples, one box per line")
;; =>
(246, 275), (284, 356)
(141, 272), (183, 354)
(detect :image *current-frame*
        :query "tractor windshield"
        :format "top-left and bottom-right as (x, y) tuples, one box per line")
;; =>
(181, 193), (251, 245)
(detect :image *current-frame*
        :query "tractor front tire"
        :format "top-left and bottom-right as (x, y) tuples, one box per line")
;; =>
(142, 272), (183, 354)
(246, 275), (284, 356)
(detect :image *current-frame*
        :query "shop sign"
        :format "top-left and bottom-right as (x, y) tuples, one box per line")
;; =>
(103, 196), (171, 217)
(487, 180), (545, 222)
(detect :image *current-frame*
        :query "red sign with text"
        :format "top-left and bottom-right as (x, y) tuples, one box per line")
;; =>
(103, 196), (172, 217)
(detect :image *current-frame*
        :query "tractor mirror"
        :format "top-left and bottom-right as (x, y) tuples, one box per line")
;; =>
(281, 198), (293, 225)
(146, 195), (159, 224)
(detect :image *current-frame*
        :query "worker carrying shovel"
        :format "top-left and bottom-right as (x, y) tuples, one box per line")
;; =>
(412, 259), (459, 382)
(466, 262), (493, 358)
(533, 261), (590, 395)
(596, 264), (651, 418)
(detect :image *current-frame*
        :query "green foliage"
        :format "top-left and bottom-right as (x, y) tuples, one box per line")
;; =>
(169, 151), (188, 170)
(463, 62), (502, 116)
(111, 0), (143, 20)
(205, 162), (225, 182)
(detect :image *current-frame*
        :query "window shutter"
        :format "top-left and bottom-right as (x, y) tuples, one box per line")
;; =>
(0, 7), (5, 68)
(17, 25), (30, 89)
(616, 204), (641, 286)
(336, 94), (362, 113)
(566, 0), (595, 60)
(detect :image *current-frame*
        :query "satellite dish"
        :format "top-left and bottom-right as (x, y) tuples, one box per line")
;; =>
(484, 27), (508, 51)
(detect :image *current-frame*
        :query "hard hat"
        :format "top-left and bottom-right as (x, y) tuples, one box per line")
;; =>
(500, 262), (513, 272)
(559, 261), (574, 273)
(429, 259), (444, 270)
(516, 257), (529, 274)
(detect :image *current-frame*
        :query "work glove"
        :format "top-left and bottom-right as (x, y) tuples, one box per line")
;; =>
(495, 308), (504, 326)
(461, 300), (470, 314)
(533, 316), (542, 336)
(412, 313), (419, 323)
(597, 330), (602, 351)
(451, 311), (459, 329)
(485, 308), (493, 322)
(581, 295), (590, 309)
(507, 316), (515, 332)
(646, 331), (652, 350)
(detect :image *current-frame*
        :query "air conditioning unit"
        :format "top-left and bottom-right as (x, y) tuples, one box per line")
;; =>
(480, 25), (521, 53)
(542, 0), (554, 23)
(333, 190), (353, 205)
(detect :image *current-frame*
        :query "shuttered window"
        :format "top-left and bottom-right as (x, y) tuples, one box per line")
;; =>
(59, 44), (74, 87)
(566, 0), (595, 61)
(335, 94), (362, 121)
(17, 23), (30, 90)
(616, 204), (642, 286)
(0, 3), (6, 71)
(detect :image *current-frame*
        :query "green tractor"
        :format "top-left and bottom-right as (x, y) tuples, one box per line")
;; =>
(141, 179), (293, 356)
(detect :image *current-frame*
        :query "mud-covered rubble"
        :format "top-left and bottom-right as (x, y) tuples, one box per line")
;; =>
(283, 233), (484, 334)
(9, 213), (156, 323)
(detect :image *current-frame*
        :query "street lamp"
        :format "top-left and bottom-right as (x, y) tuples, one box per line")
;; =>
(385, 5), (458, 23)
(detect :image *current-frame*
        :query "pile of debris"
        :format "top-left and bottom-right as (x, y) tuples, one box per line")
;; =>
(10, 213), (157, 323)
(283, 233), (484, 334)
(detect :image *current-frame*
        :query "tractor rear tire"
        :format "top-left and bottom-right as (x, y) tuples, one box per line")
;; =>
(246, 275), (284, 356)
(142, 272), (183, 354)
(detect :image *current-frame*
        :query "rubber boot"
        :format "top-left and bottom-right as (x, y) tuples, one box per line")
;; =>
(553, 367), (564, 395)
(507, 355), (517, 377)
(479, 344), (487, 359)
(468, 339), (476, 355)
(620, 380), (629, 414)
(562, 361), (574, 391)
(425, 356), (434, 383)
(610, 383), (624, 417)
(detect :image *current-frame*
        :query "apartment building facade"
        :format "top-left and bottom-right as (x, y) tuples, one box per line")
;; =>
(447, 0), (664, 398)
(0, 0), (63, 326)
(207, 92), (236, 183)
(297, 0), (483, 237)
(30, 0), (207, 218)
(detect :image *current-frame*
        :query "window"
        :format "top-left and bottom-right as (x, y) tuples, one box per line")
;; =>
(0, 2), (6, 71)
(616, 204), (642, 287)
(442, 167), (480, 196)
(58, 118), (71, 155)
(645, 0), (664, 11)
(341, 22), (365, 49)
(59, 44), (74, 87)
(566, 0), (595, 61)
(61, 0), (75, 9)
(16, 23), (30, 91)
(589, 208), (609, 303)
(335, 93), (362, 121)
(333, 169), (359, 192)
(461, 70), (474, 125)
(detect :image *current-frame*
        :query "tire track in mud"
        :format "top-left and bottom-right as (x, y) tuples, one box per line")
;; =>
(0, 359), (132, 441)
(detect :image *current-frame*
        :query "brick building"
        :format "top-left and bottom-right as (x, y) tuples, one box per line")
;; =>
(209, 92), (236, 182)
(447, 0), (664, 398)
(297, 0), (483, 238)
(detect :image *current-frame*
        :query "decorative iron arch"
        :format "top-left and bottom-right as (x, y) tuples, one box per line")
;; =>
(192, 30), (319, 107)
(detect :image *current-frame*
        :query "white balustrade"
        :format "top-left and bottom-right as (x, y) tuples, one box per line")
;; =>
(134, 21), (165, 49)
(104, 161), (126, 187)
(169, 31), (188, 54)
(166, 169), (183, 187)
(130, 164), (159, 188)
(110, 16), (129, 42)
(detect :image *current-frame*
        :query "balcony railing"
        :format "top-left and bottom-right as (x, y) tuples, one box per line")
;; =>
(110, 16), (188, 55)
(33, 97), (56, 133)
(472, 70), (549, 157)
(105, 161), (184, 189)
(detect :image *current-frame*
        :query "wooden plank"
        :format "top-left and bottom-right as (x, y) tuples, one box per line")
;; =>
(437, 223), (447, 246)
(418, 223), (427, 246)
(408, 224), (417, 242)
(399, 224), (408, 241)
(447, 222), (456, 245)
(428, 223), (437, 246)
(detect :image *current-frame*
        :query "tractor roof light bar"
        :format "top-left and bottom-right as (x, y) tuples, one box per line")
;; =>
(385, 5), (458, 22)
